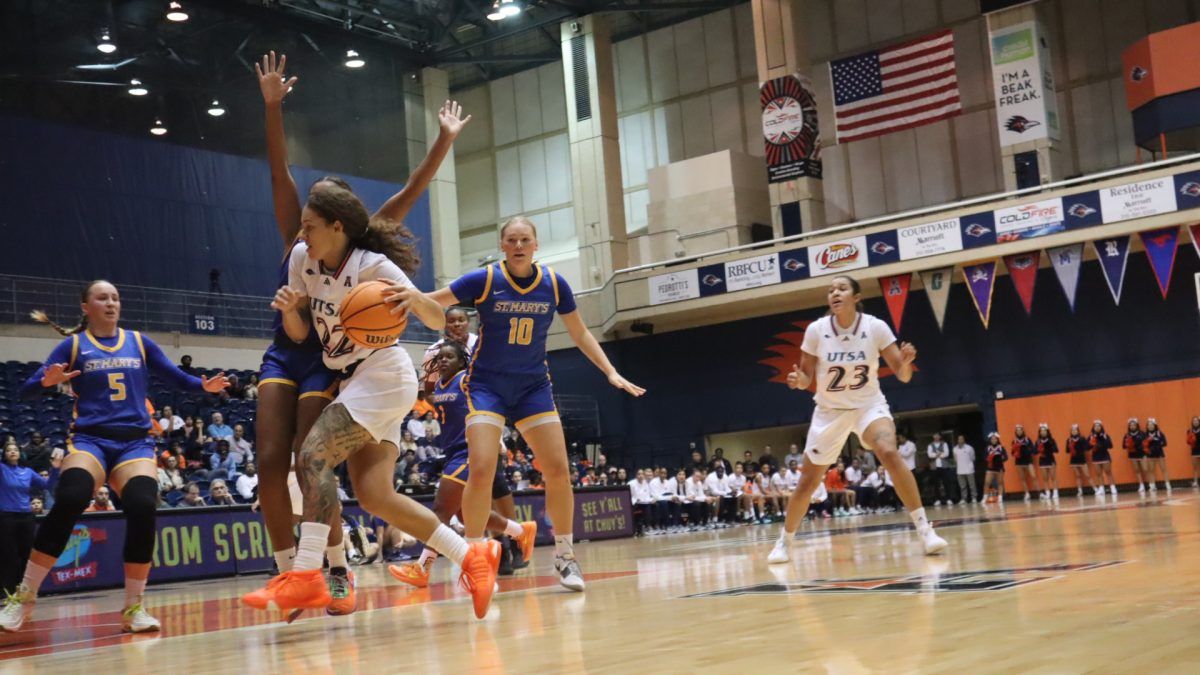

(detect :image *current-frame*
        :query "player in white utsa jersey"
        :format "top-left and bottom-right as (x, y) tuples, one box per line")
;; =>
(246, 186), (498, 621)
(768, 275), (946, 564)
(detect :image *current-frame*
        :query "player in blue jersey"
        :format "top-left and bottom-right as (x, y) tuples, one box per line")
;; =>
(244, 52), (473, 617)
(389, 340), (537, 589)
(0, 280), (229, 634)
(409, 216), (645, 594)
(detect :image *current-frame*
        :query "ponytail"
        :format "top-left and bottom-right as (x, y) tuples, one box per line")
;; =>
(356, 215), (421, 276)
(31, 309), (87, 336)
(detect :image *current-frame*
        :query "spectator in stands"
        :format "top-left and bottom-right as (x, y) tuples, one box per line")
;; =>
(808, 479), (832, 519)
(230, 424), (253, 466)
(29, 497), (44, 516)
(741, 466), (766, 522)
(157, 406), (185, 441)
(403, 470), (423, 488)
(2, 446), (59, 594)
(511, 471), (529, 491)
(20, 433), (55, 474)
(595, 453), (610, 475)
(570, 469), (582, 488)
(181, 415), (204, 454)
(629, 469), (654, 535)
(855, 447), (878, 473)
(953, 434), (978, 505)
(395, 449), (418, 485)
(411, 390), (436, 420)
(512, 451), (533, 476)
(757, 446), (778, 471)
(206, 412), (234, 444)
(897, 432), (917, 472)
(742, 450), (759, 473)
(784, 460), (802, 494)
(926, 432), (954, 506)
(34, 470), (54, 511)
(763, 464), (787, 520)
(236, 462), (259, 502)
(156, 455), (185, 495)
(180, 482), (206, 507)
(209, 480), (237, 506)
(844, 458), (867, 508)
(704, 463), (734, 523)
(86, 486), (116, 512)
(581, 468), (598, 486)
(405, 414), (426, 445)
(526, 470), (545, 491)
(824, 463), (857, 516)
(243, 374), (259, 401)
(178, 355), (197, 376)
(709, 448), (732, 474)
(684, 468), (710, 529)
(398, 429), (418, 457)
(421, 411), (440, 444)
(868, 467), (898, 511)
(783, 444), (804, 470)
(595, 472), (610, 487)
(207, 440), (240, 481)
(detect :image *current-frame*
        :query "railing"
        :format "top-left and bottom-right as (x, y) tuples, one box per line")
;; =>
(0, 275), (441, 343)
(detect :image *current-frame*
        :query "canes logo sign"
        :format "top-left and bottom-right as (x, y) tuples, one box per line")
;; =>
(819, 244), (859, 267)
(808, 236), (868, 276)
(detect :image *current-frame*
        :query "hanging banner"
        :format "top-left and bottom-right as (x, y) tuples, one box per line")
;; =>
(1092, 236), (1131, 305)
(1140, 227), (1180, 299)
(963, 261), (999, 328)
(918, 267), (954, 331)
(761, 74), (822, 183)
(1047, 243), (1084, 311)
(1190, 223), (1200, 260)
(879, 274), (912, 334)
(989, 21), (1060, 147)
(1003, 251), (1040, 315)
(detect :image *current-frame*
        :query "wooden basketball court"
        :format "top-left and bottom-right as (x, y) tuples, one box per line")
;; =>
(3, 492), (1199, 672)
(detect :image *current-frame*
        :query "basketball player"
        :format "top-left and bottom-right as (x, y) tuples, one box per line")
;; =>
(982, 432), (1007, 503)
(1143, 418), (1169, 494)
(1034, 424), (1059, 500)
(1187, 416), (1200, 488)
(768, 276), (946, 565)
(1064, 424), (1095, 498)
(247, 53), (475, 616)
(1089, 421), (1117, 496)
(1011, 425), (1036, 501)
(1123, 418), (1148, 494)
(245, 187), (496, 620)
(1, 281), (229, 633)
(417, 217), (645, 593)
(421, 307), (478, 391)
(389, 340), (537, 588)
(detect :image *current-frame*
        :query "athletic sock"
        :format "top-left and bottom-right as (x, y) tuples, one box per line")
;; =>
(124, 566), (148, 607)
(504, 520), (524, 538)
(293, 523), (330, 571)
(554, 534), (574, 558)
(325, 545), (348, 571)
(777, 528), (793, 543)
(418, 548), (439, 572)
(20, 560), (51, 598)
(273, 547), (297, 574)
(909, 507), (930, 532)
(429, 525), (469, 566)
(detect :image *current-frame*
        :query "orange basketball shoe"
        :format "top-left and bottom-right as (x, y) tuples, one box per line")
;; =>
(459, 540), (502, 619)
(270, 569), (332, 613)
(241, 573), (287, 610)
(516, 521), (538, 562)
(326, 569), (356, 616)
(389, 562), (430, 588)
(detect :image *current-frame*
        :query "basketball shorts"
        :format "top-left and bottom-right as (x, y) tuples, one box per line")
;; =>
(465, 370), (558, 433)
(440, 446), (512, 499)
(804, 403), (892, 467)
(335, 347), (417, 448)
(259, 343), (337, 399)
(69, 432), (156, 474)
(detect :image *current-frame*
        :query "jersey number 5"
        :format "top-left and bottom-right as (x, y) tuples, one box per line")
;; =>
(108, 373), (127, 401)
(507, 317), (534, 346)
(827, 365), (869, 392)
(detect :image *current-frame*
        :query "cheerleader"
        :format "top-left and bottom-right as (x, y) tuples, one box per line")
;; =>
(1088, 421), (1116, 496)
(1188, 416), (1200, 488)
(1143, 418), (1169, 494)
(1035, 424), (1059, 500)
(982, 432), (1007, 504)
(1011, 424), (1036, 501)
(1123, 418), (1148, 493)
(1064, 424), (1095, 498)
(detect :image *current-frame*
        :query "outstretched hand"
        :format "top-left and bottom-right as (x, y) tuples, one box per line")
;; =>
(608, 372), (645, 397)
(255, 51), (298, 105)
(202, 372), (231, 394)
(438, 99), (472, 136)
(41, 363), (80, 388)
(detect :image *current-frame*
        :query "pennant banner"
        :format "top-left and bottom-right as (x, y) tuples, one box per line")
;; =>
(1092, 236), (1130, 305)
(1140, 227), (1179, 299)
(962, 261), (998, 328)
(1190, 223), (1200, 261)
(1003, 251), (1040, 315)
(918, 267), (954, 331)
(879, 274), (912, 334)
(1047, 243), (1084, 311)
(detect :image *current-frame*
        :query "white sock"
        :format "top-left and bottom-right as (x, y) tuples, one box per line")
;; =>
(273, 547), (296, 574)
(909, 507), (929, 532)
(428, 525), (469, 566)
(326, 545), (348, 571)
(293, 522), (330, 571)
(124, 576), (147, 607)
(777, 528), (793, 543)
(418, 548), (439, 572)
(504, 520), (524, 538)
(554, 534), (574, 558)
(21, 560), (51, 597)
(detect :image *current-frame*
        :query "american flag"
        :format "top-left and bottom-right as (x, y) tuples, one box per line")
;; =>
(830, 29), (961, 143)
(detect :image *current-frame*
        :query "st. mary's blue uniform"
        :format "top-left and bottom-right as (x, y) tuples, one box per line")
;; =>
(20, 329), (205, 473)
(434, 370), (511, 497)
(449, 261), (576, 430)
(258, 239), (337, 399)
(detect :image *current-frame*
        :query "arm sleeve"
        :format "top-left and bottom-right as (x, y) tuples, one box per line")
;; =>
(19, 339), (74, 399)
(555, 273), (578, 314)
(800, 321), (820, 357)
(873, 316), (898, 351)
(143, 336), (205, 391)
(448, 268), (488, 305)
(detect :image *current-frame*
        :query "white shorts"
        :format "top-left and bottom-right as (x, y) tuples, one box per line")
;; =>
(335, 347), (418, 448)
(804, 403), (893, 467)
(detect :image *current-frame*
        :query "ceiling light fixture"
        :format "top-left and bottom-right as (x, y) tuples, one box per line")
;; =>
(207, 99), (225, 117)
(500, 0), (522, 18)
(166, 2), (189, 22)
(487, 2), (505, 21)
(97, 30), (117, 54)
(150, 118), (168, 135)
(128, 78), (148, 96)
(344, 49), (365, 68)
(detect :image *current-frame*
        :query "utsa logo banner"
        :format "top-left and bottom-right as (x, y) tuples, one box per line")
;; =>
(918, 267), (954, 331)
(962, 260), (999, 328)
(878, 273), (912, 334)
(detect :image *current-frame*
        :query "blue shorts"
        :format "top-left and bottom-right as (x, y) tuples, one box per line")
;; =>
(464, 370), (558, 431)
(441, 446), (511, 498)
(68, 432), (156, 474)
(259, 343), (337, 399)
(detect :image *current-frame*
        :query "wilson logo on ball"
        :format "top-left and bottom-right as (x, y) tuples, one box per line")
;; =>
(816, 244), (860, 269)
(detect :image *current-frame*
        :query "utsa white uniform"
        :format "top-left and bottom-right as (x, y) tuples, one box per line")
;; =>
(288, 242), (419, 446)
(800, 313), (897, 466)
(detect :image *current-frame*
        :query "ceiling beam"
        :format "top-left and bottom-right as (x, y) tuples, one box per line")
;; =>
(436, 51), (561, 64)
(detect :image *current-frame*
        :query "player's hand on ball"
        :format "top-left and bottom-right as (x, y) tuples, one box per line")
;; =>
(608, 372), (645, 397)
(382, 285), (415, 315)
(786, 364), (803, 390)
(41, 363), (81, 387)
(202, 372), (232, 393)
(899, 341), (918, 365)
(271, 286), (305, 313)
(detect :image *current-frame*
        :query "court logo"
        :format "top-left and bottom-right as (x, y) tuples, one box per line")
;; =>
(683, 561), (1127, 597)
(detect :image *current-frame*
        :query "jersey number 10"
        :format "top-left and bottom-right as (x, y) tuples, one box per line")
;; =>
(507, 318), (534, 345)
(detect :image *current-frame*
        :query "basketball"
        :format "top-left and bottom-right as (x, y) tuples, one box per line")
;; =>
(340, 279), (408, 349)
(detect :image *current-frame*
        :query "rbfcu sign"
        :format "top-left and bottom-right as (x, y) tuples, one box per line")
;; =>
(724, 253), (780, 291)
(648, 269), (700, 306)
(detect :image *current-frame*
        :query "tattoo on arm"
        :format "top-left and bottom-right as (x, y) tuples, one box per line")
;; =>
(299, 403), (372, 523)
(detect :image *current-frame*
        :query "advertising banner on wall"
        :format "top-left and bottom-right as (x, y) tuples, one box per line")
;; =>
(761, 74), (822, 183)
(1099, 177), (1178, 223)
(994, 197), (1065, 242)
(648, 269), (701, 306)
(808, 235), (869, 277)
(725, 253), (781, 292)
(898, 218), (963, 261)
(989, 20), (1059, 147)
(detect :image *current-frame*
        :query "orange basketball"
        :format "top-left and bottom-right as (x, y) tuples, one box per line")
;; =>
(340, 280), (408, 349)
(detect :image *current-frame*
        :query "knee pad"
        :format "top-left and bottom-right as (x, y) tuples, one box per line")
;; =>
(120, 476), (160, 564)
(33, 468), (95, 558)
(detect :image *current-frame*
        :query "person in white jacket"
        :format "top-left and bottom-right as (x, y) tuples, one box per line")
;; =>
(704, 464), (734, 524)
(685, 469), (711, 529)
(952, 435), (978, 505)
(629, 470), (655, 535)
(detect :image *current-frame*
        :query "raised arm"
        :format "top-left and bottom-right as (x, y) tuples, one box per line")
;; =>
(19, 339), (77, 399)
(373, 101), (471, 223)
(560, 311), (645, 397)
(255, 51), (302, 245)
